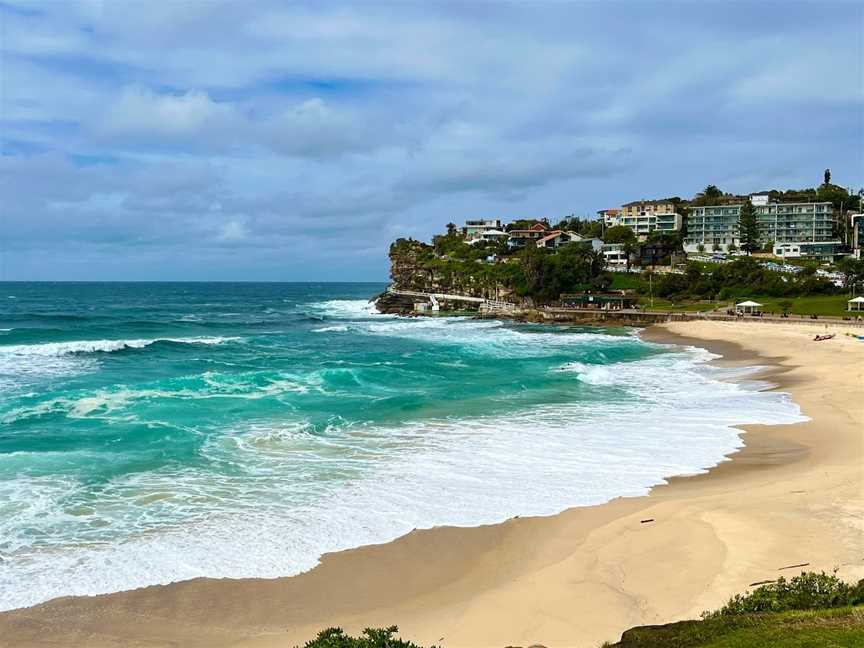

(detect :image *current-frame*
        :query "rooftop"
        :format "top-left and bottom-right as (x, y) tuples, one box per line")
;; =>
(621, 199), (675, 207)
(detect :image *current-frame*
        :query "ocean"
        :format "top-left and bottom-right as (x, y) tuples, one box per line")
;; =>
(0, 282), (806, 611)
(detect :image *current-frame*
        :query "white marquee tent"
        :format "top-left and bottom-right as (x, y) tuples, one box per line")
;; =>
(735, 300), (763, 314)
(848, 296), (864, 312)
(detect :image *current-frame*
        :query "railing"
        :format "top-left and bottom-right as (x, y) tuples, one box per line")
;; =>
(483, 299), (518, 312)
(386, 287), (486, 303)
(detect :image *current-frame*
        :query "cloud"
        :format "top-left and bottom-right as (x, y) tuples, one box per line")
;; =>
(215, 219), (249, 243)
(258, 98), (384, 158)
(98, 86), (238, 138)
(0, 0), (862, 280)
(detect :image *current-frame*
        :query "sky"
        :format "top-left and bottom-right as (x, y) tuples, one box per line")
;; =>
(1, 1), (862, 281)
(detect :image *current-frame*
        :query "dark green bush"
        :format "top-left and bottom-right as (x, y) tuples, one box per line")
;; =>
(299, 626), (435, 648)
(705, 571), (864, 618)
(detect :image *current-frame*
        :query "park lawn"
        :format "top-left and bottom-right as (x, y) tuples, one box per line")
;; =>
(641, 298), (727, 312)
(753, 294), (856, 318)
(608, 606), (864, 648)
(608, 272), (647, 291)
(638, 295), (856, 317)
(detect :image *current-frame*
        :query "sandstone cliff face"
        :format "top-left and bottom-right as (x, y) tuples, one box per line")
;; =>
(388, 239), (436, 292)
(387, 239), (508, 298)
(376, 238), (522, 314)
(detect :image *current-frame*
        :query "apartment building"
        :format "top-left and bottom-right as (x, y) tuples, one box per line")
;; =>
(610, 200), (681, 238)
(685, 201), (838, 255)
(619, 199), (677, 220)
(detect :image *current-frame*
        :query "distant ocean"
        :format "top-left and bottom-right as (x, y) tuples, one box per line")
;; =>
(0, 282), (806, 610)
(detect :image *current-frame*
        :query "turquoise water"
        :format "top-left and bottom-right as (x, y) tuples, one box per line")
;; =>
(0, 282), (805, 610)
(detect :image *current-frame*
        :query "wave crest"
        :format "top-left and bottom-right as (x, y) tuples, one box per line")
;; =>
(0, 336), (239, 357)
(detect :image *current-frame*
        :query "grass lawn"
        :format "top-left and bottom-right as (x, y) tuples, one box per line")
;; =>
(637, 295), (858, 318)
(609, 273), (648, 291)
(642, 298), (723, 312)
(607, 606), (864, 648)
(753, 294), (858, 318)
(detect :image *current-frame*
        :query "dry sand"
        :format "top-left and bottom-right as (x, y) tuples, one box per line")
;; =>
(2, 320), (862, 648)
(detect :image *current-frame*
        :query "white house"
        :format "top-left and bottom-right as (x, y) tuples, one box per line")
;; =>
(601, 243), (629, 267)
(466, 229), (508, 245)
(462, 219), (503, 239)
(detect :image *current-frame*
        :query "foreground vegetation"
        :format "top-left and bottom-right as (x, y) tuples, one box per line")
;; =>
(299, 573), (864, 648)
(299, 626), (434, 648)
(606, 572), (864, 647)
(609, 607), (863, 648)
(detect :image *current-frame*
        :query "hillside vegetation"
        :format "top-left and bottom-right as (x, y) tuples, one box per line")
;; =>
(389, 228), (864, 309)
(388, 233), (608, 303)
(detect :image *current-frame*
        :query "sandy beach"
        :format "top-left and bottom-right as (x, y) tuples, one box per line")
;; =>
(2, 320), (862, 648)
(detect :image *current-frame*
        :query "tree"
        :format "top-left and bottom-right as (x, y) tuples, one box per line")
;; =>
(712, 242), (722, 252)
(622, 240), (636, 271)
(676, 203), (690, 241)
(446, 222), (457, 236)
(778, 299), (794, 316)
(727, 241), (738, 255)
(836, 257), (864, 293)
(824, 168), (831, 185)
(506, 219), (545, 232)
(693, 185), (723, 206)
(696, 243), (705, 254)
(816, 182), (853, 211)
(602, 225), (637, 245)
(737, 199), (761, 254)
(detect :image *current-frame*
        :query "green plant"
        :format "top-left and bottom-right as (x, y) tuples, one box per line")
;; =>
(737, 199), (760, 254)
(693, 184), (724, 207)
(704, 571), (864, 618)
(299, 626), (435, 648)
(604, 225), (638, 245)
(609, 607), (864, 647)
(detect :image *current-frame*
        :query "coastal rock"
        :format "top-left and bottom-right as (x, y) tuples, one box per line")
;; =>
(372, 290), (417, 315)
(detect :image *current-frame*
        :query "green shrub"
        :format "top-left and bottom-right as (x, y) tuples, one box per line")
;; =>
(705, 571), (864, 618)
(299, 626), (435, 648)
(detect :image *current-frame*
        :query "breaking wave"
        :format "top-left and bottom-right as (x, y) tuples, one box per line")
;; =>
(0, 336), (239, 357)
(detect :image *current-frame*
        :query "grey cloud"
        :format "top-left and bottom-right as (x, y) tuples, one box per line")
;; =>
(1, 1), (862, 280)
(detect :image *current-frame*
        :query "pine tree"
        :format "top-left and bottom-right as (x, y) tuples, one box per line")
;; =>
(738, 199), (760, 254)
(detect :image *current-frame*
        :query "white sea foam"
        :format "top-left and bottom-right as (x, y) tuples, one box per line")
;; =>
(355, 315), (636, 359)
(0, 337), (241, 390)
(311, 325), (350, 333)
(310, 299), (390, 320)
(0, 339), (808, 611)
(2, 373), (313, 425)
(0, 336), (239, 357)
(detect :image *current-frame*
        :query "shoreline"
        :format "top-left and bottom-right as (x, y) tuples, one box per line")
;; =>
(1, 320), (862, 647)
